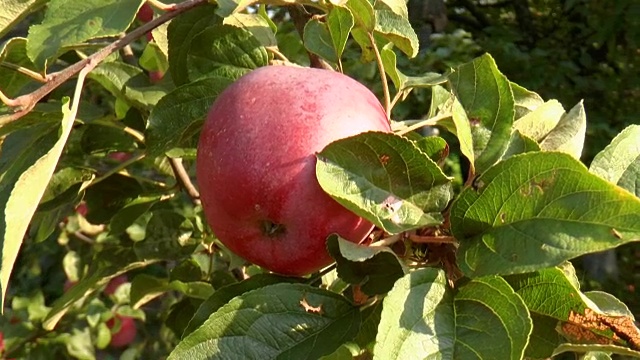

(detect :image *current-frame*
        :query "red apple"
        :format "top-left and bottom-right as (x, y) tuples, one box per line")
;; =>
(107, 315), (137, 348)
(104, 275), (128, 296)
(63, 279), (77, 292)
(136, 3), (153, 23)
(108, 152), (132, 162)
(149, 70), (164, 83)
(196, 66), (390, 276)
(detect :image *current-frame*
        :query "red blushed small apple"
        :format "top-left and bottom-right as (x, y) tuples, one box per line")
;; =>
(108, 152), (132, 162)
(149, 70), (164, 83)
(104, 275), (128, 296)
(196, 66), (390, 276)
(107, 315), (137, 348)
(136, 3), (153, 23)
(63, 279), (77, 292)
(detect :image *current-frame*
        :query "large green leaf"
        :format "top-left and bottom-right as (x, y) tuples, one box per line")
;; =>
(374, 8), (418, 58)
(186, 25), (268, 81)
(304, 18), (337, 64)
(145, 76), (235, 156)
(590, 124), (640, 197)
(449, 53), (515, 174)
(346, 0), (374, 31)
(374, 268), (531, 359)
(223, 13), (277, 47)
(538, 101), (586, 159)
(26, 0), (144, 69)
(167, 4), (222, 86)
(451, 151), (640, 277)
(327, 6), (355, 62)
(316, 131), (452, 234)
(169, 283), (361, 359)
(0, 100), (75, 309)
(0, 0), (47, 38)
(182, 274), (301, 337)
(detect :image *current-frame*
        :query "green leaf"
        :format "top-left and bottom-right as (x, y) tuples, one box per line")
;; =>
(0, 100), (76, 309)
(512, 100), (566, 141)
(133, 210), (196, 260)
(167, 4), (222, 86)
(183, 273), (301, 337)
(316, 131), (452, 234)
(346, 0), (374, 31)
(186, 25), (268, 82)
(553, 344), (640, 358)
(89, 61), (171, 109)
(108, 196), (160, 235)
(0, 37), (38, 98)
(449, 53), (515, 173)
(327, 6), (355, 62)
(539, 101), (586, 159)
(451, 151), (640, 277)
(511, 82), (544, 119)
(145, 76), (235, 156)
(84, 173), (142, 224)
(526, 314), (563, 359)
(44, 246), (159, 330)
(374, 8), (419, 58)
(501, 130), (541, 160)
(304, 18), (338, 64)
(412, 135), (449, 163)
(375, 0), (409, 18)
(130, 274), (213, 309)
(374, 268), (532, 359)
(505, 267), (588, 320)
(169, 283), (361, 359)
(130, 273), (167, 309)
(80, 123), (137, 154)
(26, 0), (145, 69)
(0, 0), (47, 38)
(590, 124), (640, 197)
(326, 235), (405, 295)
(223, 13), (277, 47)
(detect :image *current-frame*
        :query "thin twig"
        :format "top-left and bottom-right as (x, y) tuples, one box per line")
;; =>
(147, 0), (177, 11)
(0, 0), (208, 125)
(395, 112), (452, 136)
(369, 234), (402, 247)
(0, 62), (47, 82)
(368, 32), (391, 120)
(408, 234), (457, 244)
(84, 152), (146, 189)
(168, 157), (201, 206)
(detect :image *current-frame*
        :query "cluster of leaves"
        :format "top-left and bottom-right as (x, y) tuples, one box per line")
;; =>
(1, 0), (640, 359)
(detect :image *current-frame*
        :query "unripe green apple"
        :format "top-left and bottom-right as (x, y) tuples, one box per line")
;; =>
(196, 66), (390, 276)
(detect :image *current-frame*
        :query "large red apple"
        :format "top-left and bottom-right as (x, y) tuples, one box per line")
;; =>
(196, 66), (390, 276)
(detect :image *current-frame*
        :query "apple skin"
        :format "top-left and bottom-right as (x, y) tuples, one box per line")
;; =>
(104, 275), (128, 296)
(196, 66), (390, 276)
(107, 315), (137, 348)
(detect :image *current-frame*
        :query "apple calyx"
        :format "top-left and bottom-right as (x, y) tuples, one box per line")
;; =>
(261, 220), (286, 237)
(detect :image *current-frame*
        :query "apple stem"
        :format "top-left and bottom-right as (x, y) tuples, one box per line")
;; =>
(368, 32), (391, 121)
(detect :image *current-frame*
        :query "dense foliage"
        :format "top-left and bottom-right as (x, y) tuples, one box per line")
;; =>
(0, 0), (639, 359)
